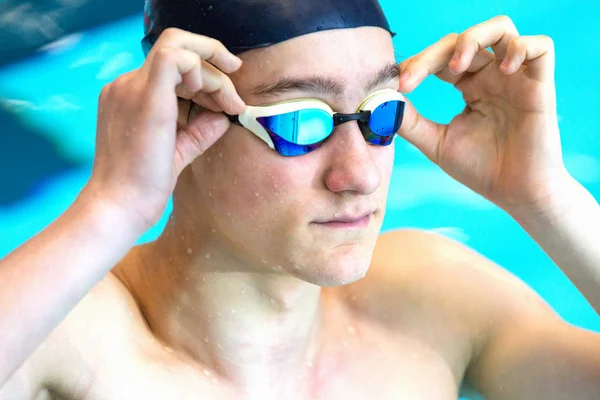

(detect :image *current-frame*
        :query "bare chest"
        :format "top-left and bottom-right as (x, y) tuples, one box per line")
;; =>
(75, 331), (462, 400)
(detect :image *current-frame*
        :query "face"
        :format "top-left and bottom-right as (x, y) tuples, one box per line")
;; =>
(177, 27), (398, 287)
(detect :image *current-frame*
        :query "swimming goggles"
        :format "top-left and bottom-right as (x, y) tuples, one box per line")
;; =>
(227, 89), (406, 156)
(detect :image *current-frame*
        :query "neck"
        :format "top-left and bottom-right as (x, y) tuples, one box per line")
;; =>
(120, 214), (328, 391)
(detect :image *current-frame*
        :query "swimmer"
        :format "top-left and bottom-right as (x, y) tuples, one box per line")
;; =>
(1, 0), (600, 398)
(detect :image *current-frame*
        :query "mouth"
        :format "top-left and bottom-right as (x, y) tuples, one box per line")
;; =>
(313, 210), (376, 229)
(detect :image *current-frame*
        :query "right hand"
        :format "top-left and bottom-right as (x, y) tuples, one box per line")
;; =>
(85, 28), (246, 230)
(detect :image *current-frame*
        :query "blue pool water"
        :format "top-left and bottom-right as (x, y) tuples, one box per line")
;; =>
(0, 2), (598, 392)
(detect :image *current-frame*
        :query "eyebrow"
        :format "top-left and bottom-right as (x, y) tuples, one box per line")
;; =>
(251, 63), (400, 99)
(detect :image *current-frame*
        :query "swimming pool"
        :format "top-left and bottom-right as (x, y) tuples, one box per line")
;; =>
(0, 1), (598, 397)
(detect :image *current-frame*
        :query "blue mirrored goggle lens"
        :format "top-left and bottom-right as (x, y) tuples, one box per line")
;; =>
(257, 109), (333, 145)
(359, 100), (405, 147)
(257, 109), (334, 157)
(369, 100), (405, 136)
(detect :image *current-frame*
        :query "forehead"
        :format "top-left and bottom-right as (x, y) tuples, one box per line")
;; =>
(231, 27), (396, 100)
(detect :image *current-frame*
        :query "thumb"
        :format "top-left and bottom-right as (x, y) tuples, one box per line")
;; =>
(174, 110), (231, 176)
(397, 97), (446, 164)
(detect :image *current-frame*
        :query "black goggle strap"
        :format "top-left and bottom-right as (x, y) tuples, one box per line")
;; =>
(226, 114), (241, 125)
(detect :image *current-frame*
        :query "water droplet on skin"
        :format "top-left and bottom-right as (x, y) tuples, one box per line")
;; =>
(347, 325), (356, 335)
(211, 377), (218, 384)
(209, 191), (212, 197)
(231, 309), (235, 313)
(207, 157), (211, 163)
(307, 361), (313, 368)
(181, 235), (185, 240)
(203, 369), (211, 376)
(233, 179), (237, 185)
(202, 277), (206, 282)
(219, 152), (223, 158)
(187, 248), (193, 255)
(211, 228), (217, 233)
(204, 337), (210, 343)
(269, 298), (275, 304)
(205, 253), (211, 259)
(240, 289), (245, 294)
(164, 346), (173, 353)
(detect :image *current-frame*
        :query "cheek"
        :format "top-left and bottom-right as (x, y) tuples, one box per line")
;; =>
(201, 132), (310, 233)
(376, 144), (395, 188)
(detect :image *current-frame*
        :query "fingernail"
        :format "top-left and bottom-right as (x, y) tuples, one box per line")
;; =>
(451, 50), (461, 62)
(501, 55), (510, 68)
(399, 70), (411, 83)
(235, 96), (246, 112)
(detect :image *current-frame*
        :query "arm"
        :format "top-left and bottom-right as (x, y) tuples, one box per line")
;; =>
(372, 229), (600, 399)
(413, 230), (600, 399)
(0, 28), (245, 388)
(466, 267), (600, 399)
(508, 173), (600, 313)
(469, 316), (600, 399)
(0, 193), (143, 386)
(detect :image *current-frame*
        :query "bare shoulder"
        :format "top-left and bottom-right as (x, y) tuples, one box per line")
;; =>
(1, 264), (151, 400)
(340, 228), (557, 350)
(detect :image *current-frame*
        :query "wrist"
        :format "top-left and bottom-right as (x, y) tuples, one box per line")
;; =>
(506, 171), (579, 228)
(75, 185), (151, 237)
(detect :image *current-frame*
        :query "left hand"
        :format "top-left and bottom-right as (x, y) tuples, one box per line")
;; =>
(396, 15), (569, 213)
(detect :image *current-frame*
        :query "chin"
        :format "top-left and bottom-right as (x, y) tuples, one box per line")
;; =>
(287, 245), (374, 287)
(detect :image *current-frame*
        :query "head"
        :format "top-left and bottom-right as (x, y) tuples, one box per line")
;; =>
(148, 1), (399, 287)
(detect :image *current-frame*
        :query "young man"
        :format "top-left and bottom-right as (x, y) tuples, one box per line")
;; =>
(1, 0), (599, 398)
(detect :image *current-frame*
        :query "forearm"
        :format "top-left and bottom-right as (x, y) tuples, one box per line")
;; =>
(0, 191), (144, 385)
(508, 174), (600, 313)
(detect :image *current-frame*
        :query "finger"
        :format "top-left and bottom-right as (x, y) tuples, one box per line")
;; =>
(396, 97), (446, 164)
(173, 59), (236, 112)
(153, 27), (242, 73)
(400, 47), (496, 91)
(450, 15), (519, 75)
(196, 60), (246, 114)
(435, 49), (496, 85)
(148, 48), (245, 115)
(174, 110), (231, 176)
(191, 93), (223, 113)
(398, 33), (456, 93)
(500, 35), (555, 81)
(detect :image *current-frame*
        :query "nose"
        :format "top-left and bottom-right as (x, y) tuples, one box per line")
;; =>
(322, 123), (382, 195)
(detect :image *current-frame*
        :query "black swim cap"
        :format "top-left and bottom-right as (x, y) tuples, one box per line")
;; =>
(142, 0), (395, 56)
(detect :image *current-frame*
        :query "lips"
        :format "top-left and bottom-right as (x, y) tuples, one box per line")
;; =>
(314, 209), (376, 224)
